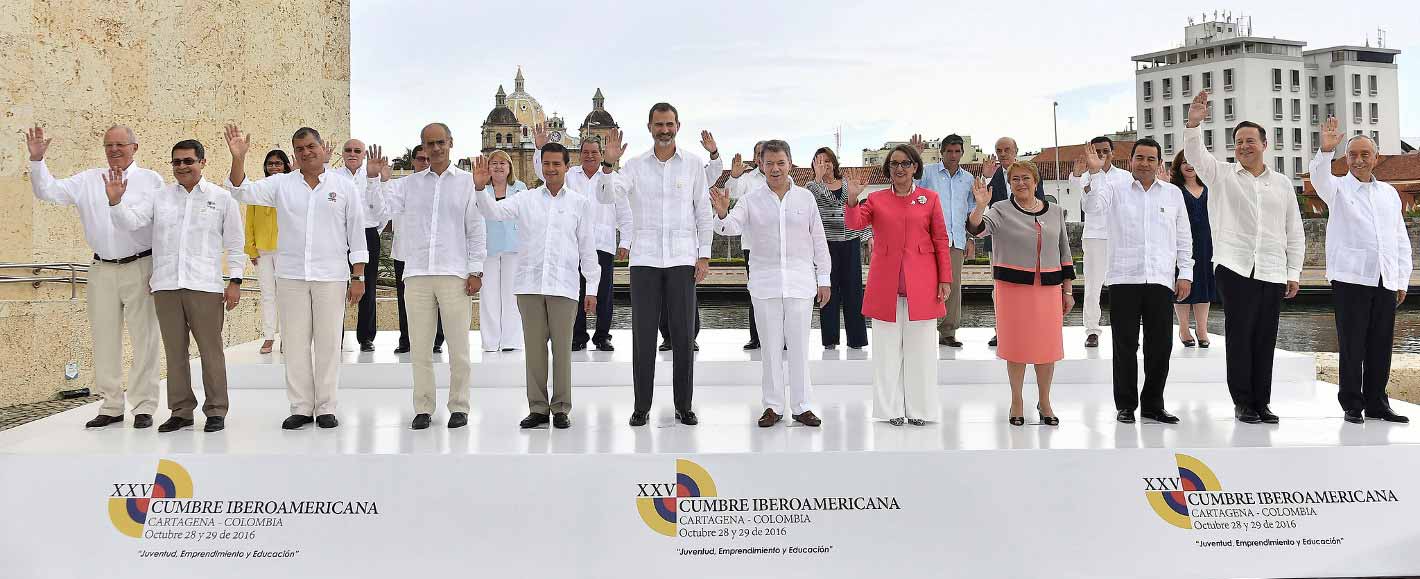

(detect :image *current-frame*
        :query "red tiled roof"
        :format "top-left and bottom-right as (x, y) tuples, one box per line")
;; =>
(712, 163), (991, 189)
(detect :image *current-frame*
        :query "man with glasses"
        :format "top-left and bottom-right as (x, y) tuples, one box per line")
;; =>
(26, 124), (165, 430)
(107, 139), (245, 433)
(333, 139), (386, 353)
(393, 144), (445, 355)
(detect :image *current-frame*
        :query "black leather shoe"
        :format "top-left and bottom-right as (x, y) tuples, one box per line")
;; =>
(1235, 405), (1261, 424)
(433, 345), (443, 354)
(988, 335), (998, 347)
(939, 336), (963, 347)
(86, 414), (124, 428)
(448, 412), (468, 429)
(1366, 408), (1410, 423)
(628, 411), (648, 427)
(594, 339), (615, 352)
(1344, 409), (1364, 424)
(1141, 409), (1180, 424)
(743, 340), (761, 350)
(360, 341), (375, 352)
(315, 414), (339, 429)
(133, 414), (153, 429)
(281, 415), (313, 430)
(1085, 334), (1100, 348)
(157, 416), (194, 432)
(1257, 406), (1280, 424)
(675, 410), (698, 425)
(1116, 410), (1136, 424)
(520, 413), (549, 429)
(394, 344), (410, 354)
(411, 413), (432, 430)
(552, 412), (570, 429)
(572, 342), (588, 351)
(203, 416), (225, 432)
(693, 341), (700, 351)
(758, 408), (782, 427)
(824, 344), (838, 350)
(658, 342), (671, 351)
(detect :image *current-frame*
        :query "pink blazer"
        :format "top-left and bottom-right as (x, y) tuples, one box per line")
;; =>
(844, 187), (953, 323)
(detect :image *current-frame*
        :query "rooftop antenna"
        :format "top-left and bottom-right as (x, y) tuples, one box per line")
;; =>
(1379, 28), (1387, 48)
(834, 125), (842, 156)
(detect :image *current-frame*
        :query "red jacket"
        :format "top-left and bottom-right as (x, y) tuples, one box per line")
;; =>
(845, 187), (953, 322)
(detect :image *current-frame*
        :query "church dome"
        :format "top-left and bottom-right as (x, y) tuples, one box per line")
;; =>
(484, 85), (518, 126)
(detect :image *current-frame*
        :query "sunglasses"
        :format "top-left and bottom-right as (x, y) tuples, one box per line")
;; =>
(343, 148), (363, 154)
(414, 156), (429, 162)
(170, 158), (200, 166)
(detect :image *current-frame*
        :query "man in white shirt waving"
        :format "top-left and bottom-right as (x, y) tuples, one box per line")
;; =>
(1084, 138), (1193, 425)
(26, 124), (164, 430)
(224, 125), (370, 430)
(711, 140), (831, 428)
(369, 123), (485, 430)
(598, 103), (714, 426)
(332, 139), (385, 353)
(1071, 136), (1131, 348)
(107, 139), (245, 433)
(474, 143), (599, 429)
(1311, 117), (1410, 424)
(1184, 91), (1305, 425)
(722, 140), (768, 351)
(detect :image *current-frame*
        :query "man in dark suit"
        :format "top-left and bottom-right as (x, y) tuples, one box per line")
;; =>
(986, 136), (1045, 205)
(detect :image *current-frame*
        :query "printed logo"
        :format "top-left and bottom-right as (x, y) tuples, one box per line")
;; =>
(108, 460), (194, 538)
(1145, 453), (1221, 529)
(637, 459), (717, 537)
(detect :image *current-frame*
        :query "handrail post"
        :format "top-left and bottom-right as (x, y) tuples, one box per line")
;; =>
(70, 264), (77, 299)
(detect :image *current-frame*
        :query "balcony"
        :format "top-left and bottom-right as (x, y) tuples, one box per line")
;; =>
(1224, 83), (1235, 92)
(1273, 83), (1282, 91)
(1292, 142), (1302, 150)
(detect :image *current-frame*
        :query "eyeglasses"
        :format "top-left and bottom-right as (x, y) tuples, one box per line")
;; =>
(887, 161), (916, 169)
(103, 143), (135, 149)
(265, 161), (286, 166)
(414, 156), (429, 162)
(343, 148), (363, 154)
(170, 158), (200, 166)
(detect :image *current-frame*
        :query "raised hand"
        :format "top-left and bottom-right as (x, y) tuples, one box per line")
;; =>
(1071, 155), (1087, 177)
(909, 133), (925, 153)
(365, 144), (387, 178)
(971, 176), (991, 208)
(224, 124), (250, 159)
(1186, 90), (1209, 128)
(980, 154), (999, 180)
(845, 177), (867, 207)
(709, 186), (731, 217)
(471, 156), (492, 189)
(380, 163), (391, 182)
(603, 130), (626, 164)
(25, 125), (52, 162)
(700, 130), (718, 156)
(102, 167), (127, 206)
(729, 153), (746, 178)
(1156, 163), (1172, 183)
(1081, 148), (1106, 174)
(1319, 116), (1343, 153)
(532, 123), (549, 149)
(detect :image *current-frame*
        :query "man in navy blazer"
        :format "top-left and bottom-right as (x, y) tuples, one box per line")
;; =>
(986, 137), (1045, 205)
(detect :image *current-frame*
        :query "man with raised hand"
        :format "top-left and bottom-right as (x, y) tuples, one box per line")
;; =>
(1071, 136), (1132, 348)
(331, 138), (386, 353)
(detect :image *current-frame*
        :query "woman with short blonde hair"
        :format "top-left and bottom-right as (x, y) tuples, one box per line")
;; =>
(479, 149), (527, 352)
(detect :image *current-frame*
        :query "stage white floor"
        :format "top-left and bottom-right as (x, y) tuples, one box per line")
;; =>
(4, 381), (1416, 456)
(216, 327), (1315, 388)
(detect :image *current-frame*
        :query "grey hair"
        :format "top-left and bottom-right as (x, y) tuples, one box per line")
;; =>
(761, 139), (791, 164)
(105, 125), (137, 144)
(1345, 134), (1378, 151)
(580, 135), (604, 154)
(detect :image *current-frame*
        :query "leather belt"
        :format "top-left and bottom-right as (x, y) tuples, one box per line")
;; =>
(93, 249), (152, 264)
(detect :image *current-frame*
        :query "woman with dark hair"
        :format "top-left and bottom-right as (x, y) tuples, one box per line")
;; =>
(246, 149), (290, 354)
(845, 145), (952, 426)
(806, 146), (870, 350)
(1170, 149), (1216, 347)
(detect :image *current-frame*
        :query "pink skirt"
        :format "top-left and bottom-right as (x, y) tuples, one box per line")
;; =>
(994, 279), (1064, 364)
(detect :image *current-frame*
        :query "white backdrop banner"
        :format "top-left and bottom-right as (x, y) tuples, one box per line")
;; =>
(3, 446), (1420, 578)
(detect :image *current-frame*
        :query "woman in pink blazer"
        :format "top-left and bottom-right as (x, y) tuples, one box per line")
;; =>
(845, 145), (953, 425)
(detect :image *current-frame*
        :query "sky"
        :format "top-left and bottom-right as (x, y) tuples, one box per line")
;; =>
(351, 0), (1419, 166)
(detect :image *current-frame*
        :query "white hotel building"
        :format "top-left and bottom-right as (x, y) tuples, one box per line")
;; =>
(1132, 19), (1401, 190)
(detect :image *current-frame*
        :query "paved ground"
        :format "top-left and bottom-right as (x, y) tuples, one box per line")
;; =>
(0, 395), (101, 432)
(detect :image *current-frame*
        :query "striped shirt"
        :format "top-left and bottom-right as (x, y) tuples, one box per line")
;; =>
(806, 180), (872, 242)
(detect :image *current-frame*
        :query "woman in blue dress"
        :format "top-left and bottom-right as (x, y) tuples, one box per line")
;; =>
(1170, 150), (1216, 347)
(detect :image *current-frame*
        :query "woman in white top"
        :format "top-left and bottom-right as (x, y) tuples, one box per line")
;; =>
(479, 149), (526, 352)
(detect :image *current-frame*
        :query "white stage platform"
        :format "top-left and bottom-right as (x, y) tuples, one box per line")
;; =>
(214, 327), (1316, 389)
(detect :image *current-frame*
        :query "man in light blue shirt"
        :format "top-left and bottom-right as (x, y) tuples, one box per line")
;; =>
(914, 134), (976, 347)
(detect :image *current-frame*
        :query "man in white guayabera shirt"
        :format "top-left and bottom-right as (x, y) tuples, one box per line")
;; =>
(108, 139), (245, 434)
(27, 124), (164, 430)
(1310, 116), (1410, 425)
(224, 124), (370, 431)
(711, 140), (831, 428)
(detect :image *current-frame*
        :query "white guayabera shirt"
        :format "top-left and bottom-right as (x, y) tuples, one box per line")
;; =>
(713, 183), (832, 300)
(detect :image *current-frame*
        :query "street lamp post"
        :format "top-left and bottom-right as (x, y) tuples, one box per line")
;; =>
(1052, 101), (1062, 200)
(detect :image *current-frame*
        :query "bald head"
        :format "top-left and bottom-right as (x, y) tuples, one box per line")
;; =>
(1345, 134), (1380, 182)
(421, 123), (454, 173)
(994, 137), (1019, 164)
(341, 139), (365, 172)
(102, 125), (139, 170)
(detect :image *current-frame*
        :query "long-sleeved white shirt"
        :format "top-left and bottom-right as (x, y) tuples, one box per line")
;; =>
(29, 160), (164, 260)
(475, 183), (600, 300)
(723, 168), (766, 249)
(1183, 126), (1305, 284)
(533, 151), (632, 254)
(597, 147), (713, 268)
(714, 183), (831, 300)
(1070, 165), (1130, 240)
(1084, 174), (1194, 287)
(111, 179), (245, 293)
(1310, 150), (1412, 292)
(370, 165), (486, 279)
(333, 164), (387, 229)
(225, 170), (368, 282)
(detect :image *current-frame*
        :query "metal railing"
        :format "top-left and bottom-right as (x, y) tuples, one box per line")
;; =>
(0, 263), (88, 298)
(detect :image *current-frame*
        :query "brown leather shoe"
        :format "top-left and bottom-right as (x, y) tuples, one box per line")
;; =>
(792, 411), (822, 427)
(1085, 334), (1100, 348)
(757, 408), (781, 427)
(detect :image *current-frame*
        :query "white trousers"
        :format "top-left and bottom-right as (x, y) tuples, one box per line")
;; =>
(753, 297), (815, 415)
(89, 257), (161, 416)
(871, 297), (940, 421)
(256, 250), (279, 341)
(1083, 237), (1111, 336)
(480, 252), (524, 351)
(276, 279), (346, 416)
(407, 275), (473, 414)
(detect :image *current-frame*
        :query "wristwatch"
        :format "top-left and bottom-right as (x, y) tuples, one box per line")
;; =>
(600, 161), (614, 169)
(229, 278), (243, 286)
(351, 274), (363, 282)
(470, 272), (483, 278)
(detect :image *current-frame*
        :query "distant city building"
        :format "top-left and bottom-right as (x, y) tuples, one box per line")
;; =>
(1132, 17), (1402, 190)
(1030, 139), (1136, 224)
(474, 68), (617, 184)
(862, 135), (983, 166)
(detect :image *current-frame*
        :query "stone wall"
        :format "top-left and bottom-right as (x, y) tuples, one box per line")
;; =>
(0, 1), (350, 407)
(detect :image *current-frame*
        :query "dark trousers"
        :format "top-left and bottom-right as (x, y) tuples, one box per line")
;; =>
(660, 290), (702, 341)
(574, 250), (616, 346)
(632, 265), (696, 413)
(742, 250), (759, 343)
(1333, 279), (1396, 412)
(1216, 265), (1284, 409)
(821, 239), (869, 348)
(1109, 284), (1174, 412)
(394, 259), (443, 350)
(355, 226), (382, 344)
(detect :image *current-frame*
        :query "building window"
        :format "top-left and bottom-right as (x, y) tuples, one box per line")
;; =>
(495, 134), (502, 144)
(1275, 156), (1285, 173)
(1326, 103), (1336, 118)
(1311, 131), (1319, 149)
(1182, 74), (1192, 96)
(1202, 71), (1213, 91)
(1162, 78), (1173, 99)
(1272, 98), (1283, 121)
(1144, 108), (1154, 129)
(1310, 104), (1319, 124)
(1292, 128), (1302, 150)
(1351, 73), (1361, 96)
(1290, 70), (1300, 91)
(1371, 130), (1380, 142)
(1324, 75), (1334, 95)
(1224, 68), (1234, 90)
(1353, 102), (1363, 123)
(1369, 102), (1379, 124)
(1227, 157), (1235, 162)
(1308, 76), (1318, 97)
(1224, 98), (1235, 120)
(1291, 99), (1301, 121)
(1274, 127), (1284, 150)
(1164, 133), (1174, 155)
(1143, 80), (1152, 101)
(1226, 131), (1235, 150)
(1272, 68), (1282, 90)
(1368, 74), (1378, 95)
(1204, 129), (1215, 150)
(1293, 157), (1302, 176)
(1163, 105), (1173, 126)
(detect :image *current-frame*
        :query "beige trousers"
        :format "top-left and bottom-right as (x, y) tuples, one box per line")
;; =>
(937, 247), (966, 338)
(407, 275), (473, 414)
(517, 294), (578, 414)
(153, 289), (229, 419)
(89, 256), (161, 416)
(276, 279), (346, 416)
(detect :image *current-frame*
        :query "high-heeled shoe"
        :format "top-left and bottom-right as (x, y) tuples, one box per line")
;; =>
(907, 418), (926, 426)
(1008, 415), (1025, 426)
(888, 417), (905, 426)
(1037, 404), (1060, 426)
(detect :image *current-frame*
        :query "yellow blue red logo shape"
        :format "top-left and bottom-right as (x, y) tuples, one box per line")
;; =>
(637, 459), (717, 536)
(108, 460), (193, 538)
(1146, 453), (1222, 528)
